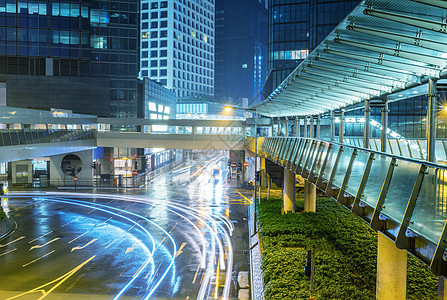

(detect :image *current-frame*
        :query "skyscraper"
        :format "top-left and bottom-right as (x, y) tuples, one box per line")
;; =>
(262, 0), (359, 98)
(214, 0), (268, 106)
(0, 0), (140, 118)
(139, 0), (215, 99)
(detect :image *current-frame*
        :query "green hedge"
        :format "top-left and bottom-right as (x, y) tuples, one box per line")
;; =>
(258, 197), (438, 300)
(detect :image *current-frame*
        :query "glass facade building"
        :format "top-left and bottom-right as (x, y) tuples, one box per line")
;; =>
(214, 0), (268, 106)
(139, 0), (215, 99)
(263, 0), (359, 98)
(139, 77), (176, 121)
(0, 0), (139, 117)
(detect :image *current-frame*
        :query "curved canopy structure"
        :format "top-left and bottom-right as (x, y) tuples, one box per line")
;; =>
(256, 0), (447, 117)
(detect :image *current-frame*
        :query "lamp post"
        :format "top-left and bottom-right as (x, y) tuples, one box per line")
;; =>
(224, 105), (259, 232)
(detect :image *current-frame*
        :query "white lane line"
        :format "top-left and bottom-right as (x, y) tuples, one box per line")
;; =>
(22, 250), (55, 267)
(68, 231), (89, 244)
(0, 248), (17, 257)
(28, 231), (53, 244)
(0, 236), (25, 248)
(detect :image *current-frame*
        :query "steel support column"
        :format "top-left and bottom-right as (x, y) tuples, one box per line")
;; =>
(364, 100), (371, 149)
(295, 116), (300, 137)
(304, 180), (316, 212)
(330, 111), (335, 142)
(381, 100), (389, 152)
(316, 115), (321, 139)
(304, 116), (308, 138)
(339, 110), (344, 144)
(428, 78), (437, 162)
(309, 115), (314, 139)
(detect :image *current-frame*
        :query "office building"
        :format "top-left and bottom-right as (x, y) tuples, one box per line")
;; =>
(262, 0), (359, 98)
(214, 0), (268, 106)
(0, 0), (140, 118)
(139, 0), (215, 99)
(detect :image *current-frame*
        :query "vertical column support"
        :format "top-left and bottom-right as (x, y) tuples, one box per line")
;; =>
(285, 117), (289, 137)
(376, 232), (407, 300)
(309, 115), (314, 139)
(428, 77), (437, 163)
(283, 167), (295, 213)
(381, 99), (389, 153)
(260, 157), (266, 187)
(339, 110), (344, 144)
(316, 115), (321, 139)
(295, 116), (300, 137)
(304, 116), (308, 138)
(364, 100), (371, 149)
(271, 117), (274, 137)
(304, 180), (316, 212)
(330, 111), (335, 142)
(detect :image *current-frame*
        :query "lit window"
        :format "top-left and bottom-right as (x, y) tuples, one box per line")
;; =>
(158, 114), (163, 120)
(163, 115), (169, 120)
(164, 107), (170, 114)
(149, 102), (157, 111)
(141, 32), (149, 39)
(242, 64), (247, 69)
(203, 35), (207, 43)
(150, 113), (158, 120)
(158, 105), (164, 112)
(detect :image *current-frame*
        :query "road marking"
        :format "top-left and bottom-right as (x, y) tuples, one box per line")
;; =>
(29, 238), (60, 251)
(105, 236), (121, 249)
(236, 191), (253, 204)
(8, 255), (95, 299)
(28, 231), (53, 244)
(214, 260), (220, 299)
(132, 258), (151, 278)
(169, 223), (178, 233)
(22, 250), (55, 267)
(101, 217), (113, 225)
(192, 264), (200, 284)
(0, 248), (17, 257)
(71, 238), (97, 252)
(61, 218), (79, 228)
(128, 219), (141, 232)
(68, 231), (89, 244)
(0, 236), (25, 248)
(125, 242), (137, 254)
(176, 242), (187, 257)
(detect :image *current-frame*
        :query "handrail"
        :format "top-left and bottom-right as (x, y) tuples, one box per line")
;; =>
(246, 136), (447, 276)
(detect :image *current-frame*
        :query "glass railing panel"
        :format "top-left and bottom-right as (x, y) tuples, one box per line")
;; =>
(375, 139), (382, 152)
(1, 131), (10, 146)
(381, 160), (420, 223)
(306, 141), (321, 170)
(419, 140), (428, 160)
(409, 167), (447, 244)
(399, 140), (410, 158)
(389, 140), (400, 156)
(345, 149), (371, 197)
(10, 130), (19, 145)
(435, 140), (446, 162)
(313, 142), (330, 176)
(286, 139), (299, 164)
(360, 155), (393, 208)
(408, 140), (423, 159)
(294, 139), (308, 166)
(332, 147), (354, 188)
(298, 140), (313, 170)
(321, 144), (340, 179)
(370, 139), (378, 151)
(17, 131), (26, 144)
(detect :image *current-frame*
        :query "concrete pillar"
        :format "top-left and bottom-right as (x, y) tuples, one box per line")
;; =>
(339, 110), (344, 144)
(381, 100), (389, 153)
(330, 111), (335, 142)
(304, 116), (308, 138)
(316, 115), (321, 139)
(309, 115), (314, 138)
(439, 277), (447, 300)
(283, 168), (295, 213)
(427, 78), (437, 162)
(376, 232), (407, 300)
(364, 100), (371, 149)
(11, 160), (33, 185)
(304, 180), (316, 212)
(241, 151), (246, 183)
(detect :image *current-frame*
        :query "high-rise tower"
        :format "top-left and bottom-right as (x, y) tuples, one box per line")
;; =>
(139, 0), (215, 99)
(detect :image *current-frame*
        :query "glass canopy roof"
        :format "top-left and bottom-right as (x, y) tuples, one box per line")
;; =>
(255, 0), (447, 117)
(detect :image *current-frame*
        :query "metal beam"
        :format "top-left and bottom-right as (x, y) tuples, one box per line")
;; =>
(324, 47), (441, 77)
(334, 38), (447, 68)
(364, 7), (447, 34)
(411, 0), (447, 9)
(347, 24), (447, 53)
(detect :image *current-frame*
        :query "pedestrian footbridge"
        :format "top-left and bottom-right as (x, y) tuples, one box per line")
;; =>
(245, 136), (447, 276)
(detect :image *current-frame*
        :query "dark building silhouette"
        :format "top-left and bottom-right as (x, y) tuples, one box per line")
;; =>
(262, 0), (359, 99)
(0, 0), (139, 117)
(215, 0), (268, 106)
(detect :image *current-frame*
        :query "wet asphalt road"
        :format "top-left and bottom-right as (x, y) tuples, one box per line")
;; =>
(0, 153), (252, 300)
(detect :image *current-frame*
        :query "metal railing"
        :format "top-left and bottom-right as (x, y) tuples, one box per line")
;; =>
(246, 136), (447, 276)
(0, 129), (96, 147)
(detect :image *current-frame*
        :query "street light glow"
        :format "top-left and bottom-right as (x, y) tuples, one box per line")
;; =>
(224, 106), (233, 112)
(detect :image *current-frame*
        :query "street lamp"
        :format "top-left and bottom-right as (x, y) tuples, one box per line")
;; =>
(224, 105), (259, 232)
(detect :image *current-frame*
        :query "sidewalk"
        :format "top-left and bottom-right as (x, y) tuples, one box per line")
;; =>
(249, 200), (265, 300)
